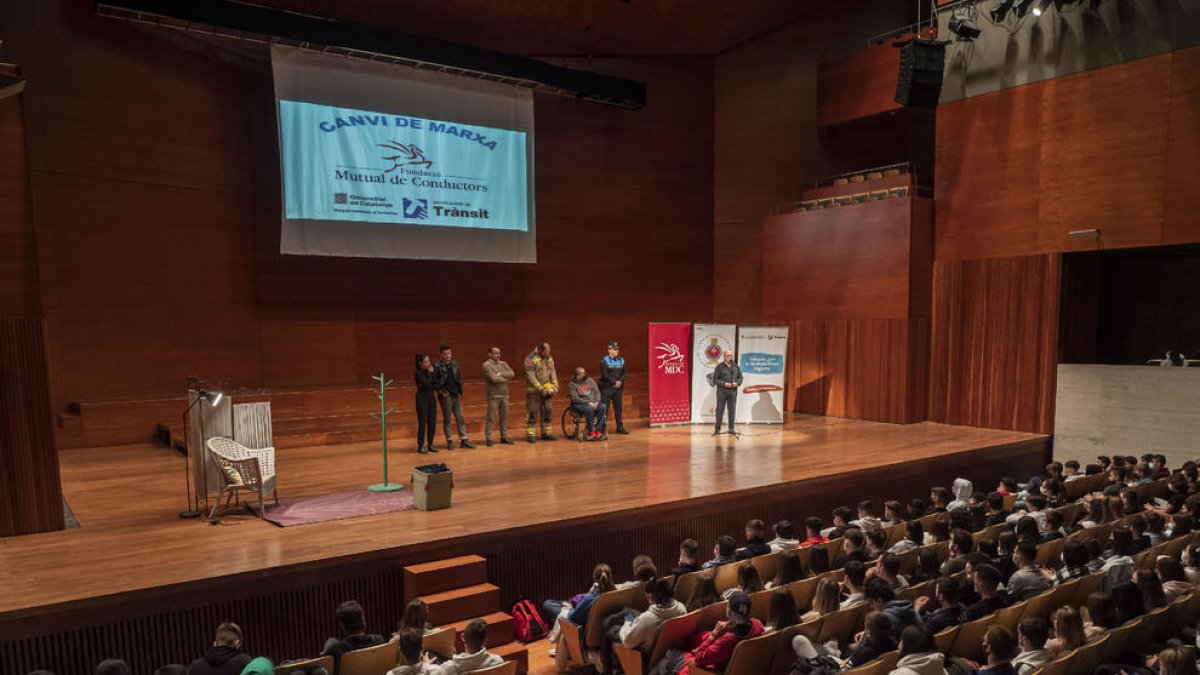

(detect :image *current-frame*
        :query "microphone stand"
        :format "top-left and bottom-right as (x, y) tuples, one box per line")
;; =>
(179, 394), (205, 519)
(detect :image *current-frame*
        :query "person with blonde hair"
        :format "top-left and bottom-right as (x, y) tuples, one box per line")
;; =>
(801, 577), (840, 623)
(1044, 606), (1086, 653)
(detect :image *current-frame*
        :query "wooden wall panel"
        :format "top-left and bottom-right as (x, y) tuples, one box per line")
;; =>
(1163, 45), (1200, 245)
(929, 255), (1061, 434)
(817, 42), (903, 127)
(0, 96), (39, 317)
(0, 318), (63, 536)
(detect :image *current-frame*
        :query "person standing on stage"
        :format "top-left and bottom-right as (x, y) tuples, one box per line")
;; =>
(598, 341), (629, 435)
(435, 344), (475, 450)
(712, 349), (743, 437)
(482, 345), (516, 447)
(524, 341), (558, 443)
(414, 353), (439, 454)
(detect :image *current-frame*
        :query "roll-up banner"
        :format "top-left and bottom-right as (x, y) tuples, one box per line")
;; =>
(736, 326), (789, 424)
(690, 324), (737, 424)
(647, 323), (692, 426)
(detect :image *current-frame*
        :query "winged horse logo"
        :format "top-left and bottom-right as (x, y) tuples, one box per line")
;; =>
(654, 342), (686, 371)
(378, 141), (433, 172)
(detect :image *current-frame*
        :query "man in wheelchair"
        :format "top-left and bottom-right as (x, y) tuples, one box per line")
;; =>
(568, 367), (609, 441)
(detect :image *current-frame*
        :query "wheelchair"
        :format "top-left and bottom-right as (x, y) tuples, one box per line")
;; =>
(561, 405), (584, 440)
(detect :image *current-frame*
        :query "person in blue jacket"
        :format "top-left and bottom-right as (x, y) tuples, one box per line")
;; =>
(599, 341), (629, 435)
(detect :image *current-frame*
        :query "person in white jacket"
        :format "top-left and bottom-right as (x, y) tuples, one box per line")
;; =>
(439, 619), (503, 675)
(387, 629), (444, 675)
(599, 578), (686, 675)
(889, 626), (949, 675)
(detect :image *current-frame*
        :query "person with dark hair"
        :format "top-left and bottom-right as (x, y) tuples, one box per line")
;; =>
(884, 501), (906, 526)
(1046, 541), (1089, 586)
(1062, 460), (1082, 481)
(841, 560), (868, 607)
(1012, 617), (1053, 675)
(767, 550), (803, 589)
(523, 342), (558, 443)
(801, 516), (828, 548)
(1084, 592), (1119, 639)
(875, 552), (910, 590)
(1040, 479), (1066, 509)
(187, 623), (251, 675)
(97, 661), (132, 675)
(673, 539), (701, 576)
(993, 531), (1018, 583)
(929, 487), (952, 513)
(395, 599), (437, 639)
(767, 519), (800, 552)
(914, 576), (964, 635)
(1129, 514), (1152, 552)
(414, 353), (439, 455)
(549, 564), (617, 671)
(807, 546), (831, 576)
(845, 611), (900, 668)
(440, 618), (503, 675)
(835, 528), (867, 568)
(1135, 569), (1167, 611)
(648, 592), (763, 675)
(387, 629), (442, 675)
(711, 350), (743, 437)
(864, 527), (888, 562)
(862, 577), (916, 640)
(598, 341), (629, 435)
(966, 565), (1009, 620)
(890, 521), (924, 554)
(909, 498), (929, 521)
(1111, 580), (1146, 624)
(939, 528), (974, 576)
(825, 506), (855, 540)
(434, 344), (474, 450)
(765, 588), (800, 633)
(1039, 510), (1065, 543)
(481, 345), (515, 447)
(599, 577), (685, 675)
(1101, 527), (1136, 587)
(734, 519), (770, 560)
(1144, 511), (1167, 547)
(852, 500), (882, 530)
(1006, 541), (1050, 601)
(927, 519), (951, 545)
(1157, 557), (1195, 601)
(701, 535), (736, 570)
(568, 366), (608, 441)
(1170, 512), (1195, 539)
(1078, 497), (1107, 531)
(910, 548), (941, 585)
(617, 554), (658, 590)
(975, 625), (1018, 675)
(685, 572), (720, 612)
(891, 626), (947, 675)
(322, 600), (386, 675)
(723, 562), (762, 598)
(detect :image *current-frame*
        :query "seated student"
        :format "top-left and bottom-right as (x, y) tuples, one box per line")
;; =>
(1013, 516), (1041, 546)
(617, 555), (657, 590)
(1006, 494), (1048, 530)
(1128, 514), (1152, 553)
(974, 625), (1019, 675)
(684, 571), (721, 612)
(722, 562), (763, 599)
(970, 503), (990, 533)
(884, 500), (907, 526)
(99, 660), (132, 675)
(647, 591), (763, 675)
(841, 561), (868, 608)
(940, 528), (975, 576)
(889, 626), (948, 675)
(913, 576), (965, 635)
(800, 516), (829, 548)
(1156, 557), (1196, 601)
(890, 521), (924, 554)
(1085, 538), (1106, 573)
(926, 519), (951, 545)
(1043, 606), (1085, 654)
(766, 549), (803, 590)
(947, 478), (973, 512)
(965, 564), (1010, 621)
(949, 507), (975, 534)
(1134, 569), (1168, 611)
(1151, 474), (1190, 516)
(187, 622), (252, 675)
(599, 577), (686, 675)
(996, 477), (1019, 498)
(929, 487), (952, 514)
(801, 578), (840, 623)
(568, 367), (608, 440)
(1144, 511), (1167, 547)
(852, 500), (883, 530)
(767, 519), (800, 553)
(440, 619), (503, 675)
(1077, 498), (1107, 531)
(672, 539), (701, 576)
(388, 629), (444, 675)
(873, 552), (910, 590)
(844, 611), (900, 668)
(864, 527), (888, 562)
(823, 507), (855, 540)
(1040, 479), (1067, 509)
(542, 563), (616, 636)
(909, 548), (942, 585)
(1006, 540), (1051, 601)
(909, 497), (930, 521)
(1011, 617), (1053, 675)
(1168, 512), (1194, 539)
(734, 519), (771, 560)
(1045, 541), (1089, 586)
(395, 600), (438, 639)
(701, 535), (736, 570)
(764, 588), (800, 633)
(862, 577), (917, 641)
(807, 546), (832, 576)
(835, 528), (867, 568)
(1120, 486), (1144, 516)
(1062, 460), (1084, 482)
(321, 601), (387, 675)
(1100, 528), (1136, 588)
(1083, 592), (1118, 640)
(1038, 510), (1065, 544)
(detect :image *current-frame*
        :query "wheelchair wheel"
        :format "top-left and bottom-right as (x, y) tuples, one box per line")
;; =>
(561, 406), (581, 440)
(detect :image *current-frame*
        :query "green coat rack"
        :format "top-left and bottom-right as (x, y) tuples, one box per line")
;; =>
(368, 372), (405, 492)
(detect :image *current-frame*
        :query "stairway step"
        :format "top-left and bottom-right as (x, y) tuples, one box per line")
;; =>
(441, 611), (515, 648)
(492, 641), (529, 674)
(404, 555), (488, 604)
(419, 583), (501, 625)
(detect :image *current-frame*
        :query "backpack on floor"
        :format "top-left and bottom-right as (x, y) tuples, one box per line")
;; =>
(512, 597), (548, 643)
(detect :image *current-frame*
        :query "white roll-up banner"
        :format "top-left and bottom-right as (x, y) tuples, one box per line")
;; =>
(736, 326), (789, 424)
(690, 324), (737, 424)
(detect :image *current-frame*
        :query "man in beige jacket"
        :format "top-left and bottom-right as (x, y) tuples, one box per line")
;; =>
(482, 346), (516, 447)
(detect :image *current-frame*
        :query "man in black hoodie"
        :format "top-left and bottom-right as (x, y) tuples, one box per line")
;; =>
(187, 622), (251, 675)
(321, 600), (387, 675)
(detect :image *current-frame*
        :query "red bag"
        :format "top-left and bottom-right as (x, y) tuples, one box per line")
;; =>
(511, 597), (548, 643)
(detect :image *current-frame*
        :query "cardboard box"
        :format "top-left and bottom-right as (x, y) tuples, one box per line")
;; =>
(413, 465), (453, 511)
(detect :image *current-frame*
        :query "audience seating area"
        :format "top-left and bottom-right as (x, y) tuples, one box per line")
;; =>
(792, 164), (913, 213)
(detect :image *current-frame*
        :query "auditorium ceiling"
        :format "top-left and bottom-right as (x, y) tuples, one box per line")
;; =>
(261, 0), (827, 55)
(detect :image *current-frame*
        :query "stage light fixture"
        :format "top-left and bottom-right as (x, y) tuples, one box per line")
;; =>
(992, 0), (1016, 21)
(200, 389), (223, 406)
(1015, 0), (1037, 16)
(949, 15), (983, 41)
(1031, 0), (1052, 15)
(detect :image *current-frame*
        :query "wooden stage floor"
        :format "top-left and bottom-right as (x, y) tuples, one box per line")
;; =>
(0, 414), (1045, 625)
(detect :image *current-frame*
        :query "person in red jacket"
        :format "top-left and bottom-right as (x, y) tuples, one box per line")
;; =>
(648, 591), (764, 675)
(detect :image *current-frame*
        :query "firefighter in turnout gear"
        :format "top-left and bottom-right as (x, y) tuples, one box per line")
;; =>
(524, 342), (559, 442)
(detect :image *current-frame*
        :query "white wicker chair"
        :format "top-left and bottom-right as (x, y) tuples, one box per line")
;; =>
(205, 436), (278, 519)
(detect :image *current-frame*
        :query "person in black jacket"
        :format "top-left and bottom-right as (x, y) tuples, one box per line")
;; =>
(598, 341), (629, 435)
(711, 350), (743, 437)
(414, 354), (439, 455)
(186, 623), (251, 675)
(321, 600), (387, 675)
(434, 344), (475, 450)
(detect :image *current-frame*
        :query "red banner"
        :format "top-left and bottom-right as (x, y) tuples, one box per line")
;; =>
(648, 322), (691, 425)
